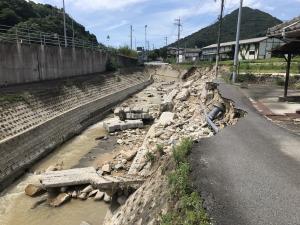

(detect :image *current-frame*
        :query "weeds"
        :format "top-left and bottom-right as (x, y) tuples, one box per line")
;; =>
(0, 94), (26, 104)
(145, 151), (156, 163)
(160, 138), (210, 225)
(157, 144), (165, 156)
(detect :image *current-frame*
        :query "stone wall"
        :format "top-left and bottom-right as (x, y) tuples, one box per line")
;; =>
(0, 42), (108, 86)
(0, 72), (152, 191)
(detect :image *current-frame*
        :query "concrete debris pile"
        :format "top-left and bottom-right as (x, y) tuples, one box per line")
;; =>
(103, 66), (243, 225)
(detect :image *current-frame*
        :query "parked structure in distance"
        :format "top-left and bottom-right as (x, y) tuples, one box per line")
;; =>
(201, 36), (284, 61)
(167, 47), (201, 63)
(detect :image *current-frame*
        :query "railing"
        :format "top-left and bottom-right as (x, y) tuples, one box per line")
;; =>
(0, 24), (105, 51)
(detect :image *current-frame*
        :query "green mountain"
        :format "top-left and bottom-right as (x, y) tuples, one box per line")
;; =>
(174, 7), (282, 48)
(0, 0), (98, 43)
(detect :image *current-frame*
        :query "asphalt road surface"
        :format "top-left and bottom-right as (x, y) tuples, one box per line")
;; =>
(190, 82), (300, 225)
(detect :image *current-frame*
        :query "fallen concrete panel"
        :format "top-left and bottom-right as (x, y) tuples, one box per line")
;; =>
(40, 167), (144, 191)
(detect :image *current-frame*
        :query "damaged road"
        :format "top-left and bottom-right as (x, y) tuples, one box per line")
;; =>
(189, 81), (300, 225)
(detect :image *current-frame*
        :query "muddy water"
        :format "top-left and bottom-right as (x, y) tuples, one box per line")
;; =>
(0, 122), (110, 225)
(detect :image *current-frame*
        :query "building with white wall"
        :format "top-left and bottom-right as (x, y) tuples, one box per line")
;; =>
(201, 37), (284, 61)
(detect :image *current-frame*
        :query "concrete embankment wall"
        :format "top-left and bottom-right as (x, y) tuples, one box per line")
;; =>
(0, 42), (138, 86)
(0, 72), (151, 191)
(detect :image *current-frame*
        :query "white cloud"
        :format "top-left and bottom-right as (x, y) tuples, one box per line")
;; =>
(72, 0), (149, 11)
(105, 20), (129, 31)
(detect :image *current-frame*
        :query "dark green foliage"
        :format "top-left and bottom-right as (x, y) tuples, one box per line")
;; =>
(145, 151), (156, 163)
(106, 57), (119, 72)
(171, 7), (282, 49)
(236, 73), (256, 83)
(0, 0), (99, 43)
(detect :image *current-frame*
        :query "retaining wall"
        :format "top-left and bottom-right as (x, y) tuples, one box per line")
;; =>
(0, 42), (137, 86)
(0, 73), (152, 191)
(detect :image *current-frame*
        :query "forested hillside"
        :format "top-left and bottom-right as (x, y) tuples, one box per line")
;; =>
(0, 0), (97, 43)
(173, 7), (282, 48)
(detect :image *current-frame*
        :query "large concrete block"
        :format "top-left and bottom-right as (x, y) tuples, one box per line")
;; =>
(158, 112), (175, 126)
(103, 118), (143, 133)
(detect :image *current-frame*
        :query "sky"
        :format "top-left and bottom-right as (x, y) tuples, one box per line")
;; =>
(30, 0), (300, 48)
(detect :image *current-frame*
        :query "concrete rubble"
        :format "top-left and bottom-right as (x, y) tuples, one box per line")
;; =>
(23, 65), (240, 223)
(114, 107), (152, 120)
(103, 118), (143, 133)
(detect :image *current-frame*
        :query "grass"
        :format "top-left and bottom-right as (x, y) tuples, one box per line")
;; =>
(145, 151), (156, 163)
(160, 138), (210, 225)
(0, 94), (26, 104)
(174, 57), (300, 74)
(157, 144), (165, 156)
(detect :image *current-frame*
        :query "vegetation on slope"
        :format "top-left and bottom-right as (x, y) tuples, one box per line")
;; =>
(172, 7), (282, 49)
(161, 138), (210, 225)
(0, 0), (98, 43)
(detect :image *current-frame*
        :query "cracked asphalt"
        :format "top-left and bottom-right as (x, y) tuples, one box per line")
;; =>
(189, 82), (300, 225)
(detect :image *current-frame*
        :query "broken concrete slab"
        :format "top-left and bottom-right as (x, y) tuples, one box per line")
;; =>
(102, 164), (112, 173)
(159, 112), (175, 126)
(121, 150), (137, 161)
(176, 88), (190, 101)
(182, 80), (194, 88)
(40, 167), (144, 192)
(103, 118), (143, 133)
(160, 89), (179, 112)
(94, 190), (105, 201)
(49, 193), (71, 207)
(114, 107), (152, 120)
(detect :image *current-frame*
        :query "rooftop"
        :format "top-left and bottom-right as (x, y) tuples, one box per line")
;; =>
(267, 16), (300, 39)
(202, 37), (268, 50)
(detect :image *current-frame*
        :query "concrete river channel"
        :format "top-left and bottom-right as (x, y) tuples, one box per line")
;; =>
(0, 122), (110, 225)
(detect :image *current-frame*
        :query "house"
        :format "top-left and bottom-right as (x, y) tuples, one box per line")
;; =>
(201, 36), (284, 61)
(167, 47), (202, 62)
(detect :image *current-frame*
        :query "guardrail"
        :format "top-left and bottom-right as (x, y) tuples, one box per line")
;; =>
(0, 24), (104, 50)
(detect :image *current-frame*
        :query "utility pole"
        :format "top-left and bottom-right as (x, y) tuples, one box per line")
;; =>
(62, 0), (67, 47)
(130, 25), (133, 50)
(232, 0), (243, 83)
(144, 25), (148, 61)
(215, 0), (225, 77)
(165, 36), (168, 46)
(174, 18), (182, 63)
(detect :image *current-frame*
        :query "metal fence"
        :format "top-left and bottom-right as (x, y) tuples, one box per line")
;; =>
(0, 24), (104, 50)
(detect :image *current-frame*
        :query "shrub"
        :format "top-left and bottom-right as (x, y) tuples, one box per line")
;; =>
(106, 57), (118, 71)
(145, 151), (156, 163)
(236, 73), (256, 83)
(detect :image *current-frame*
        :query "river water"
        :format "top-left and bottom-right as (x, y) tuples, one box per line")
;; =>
(0, 122), (110, 225)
